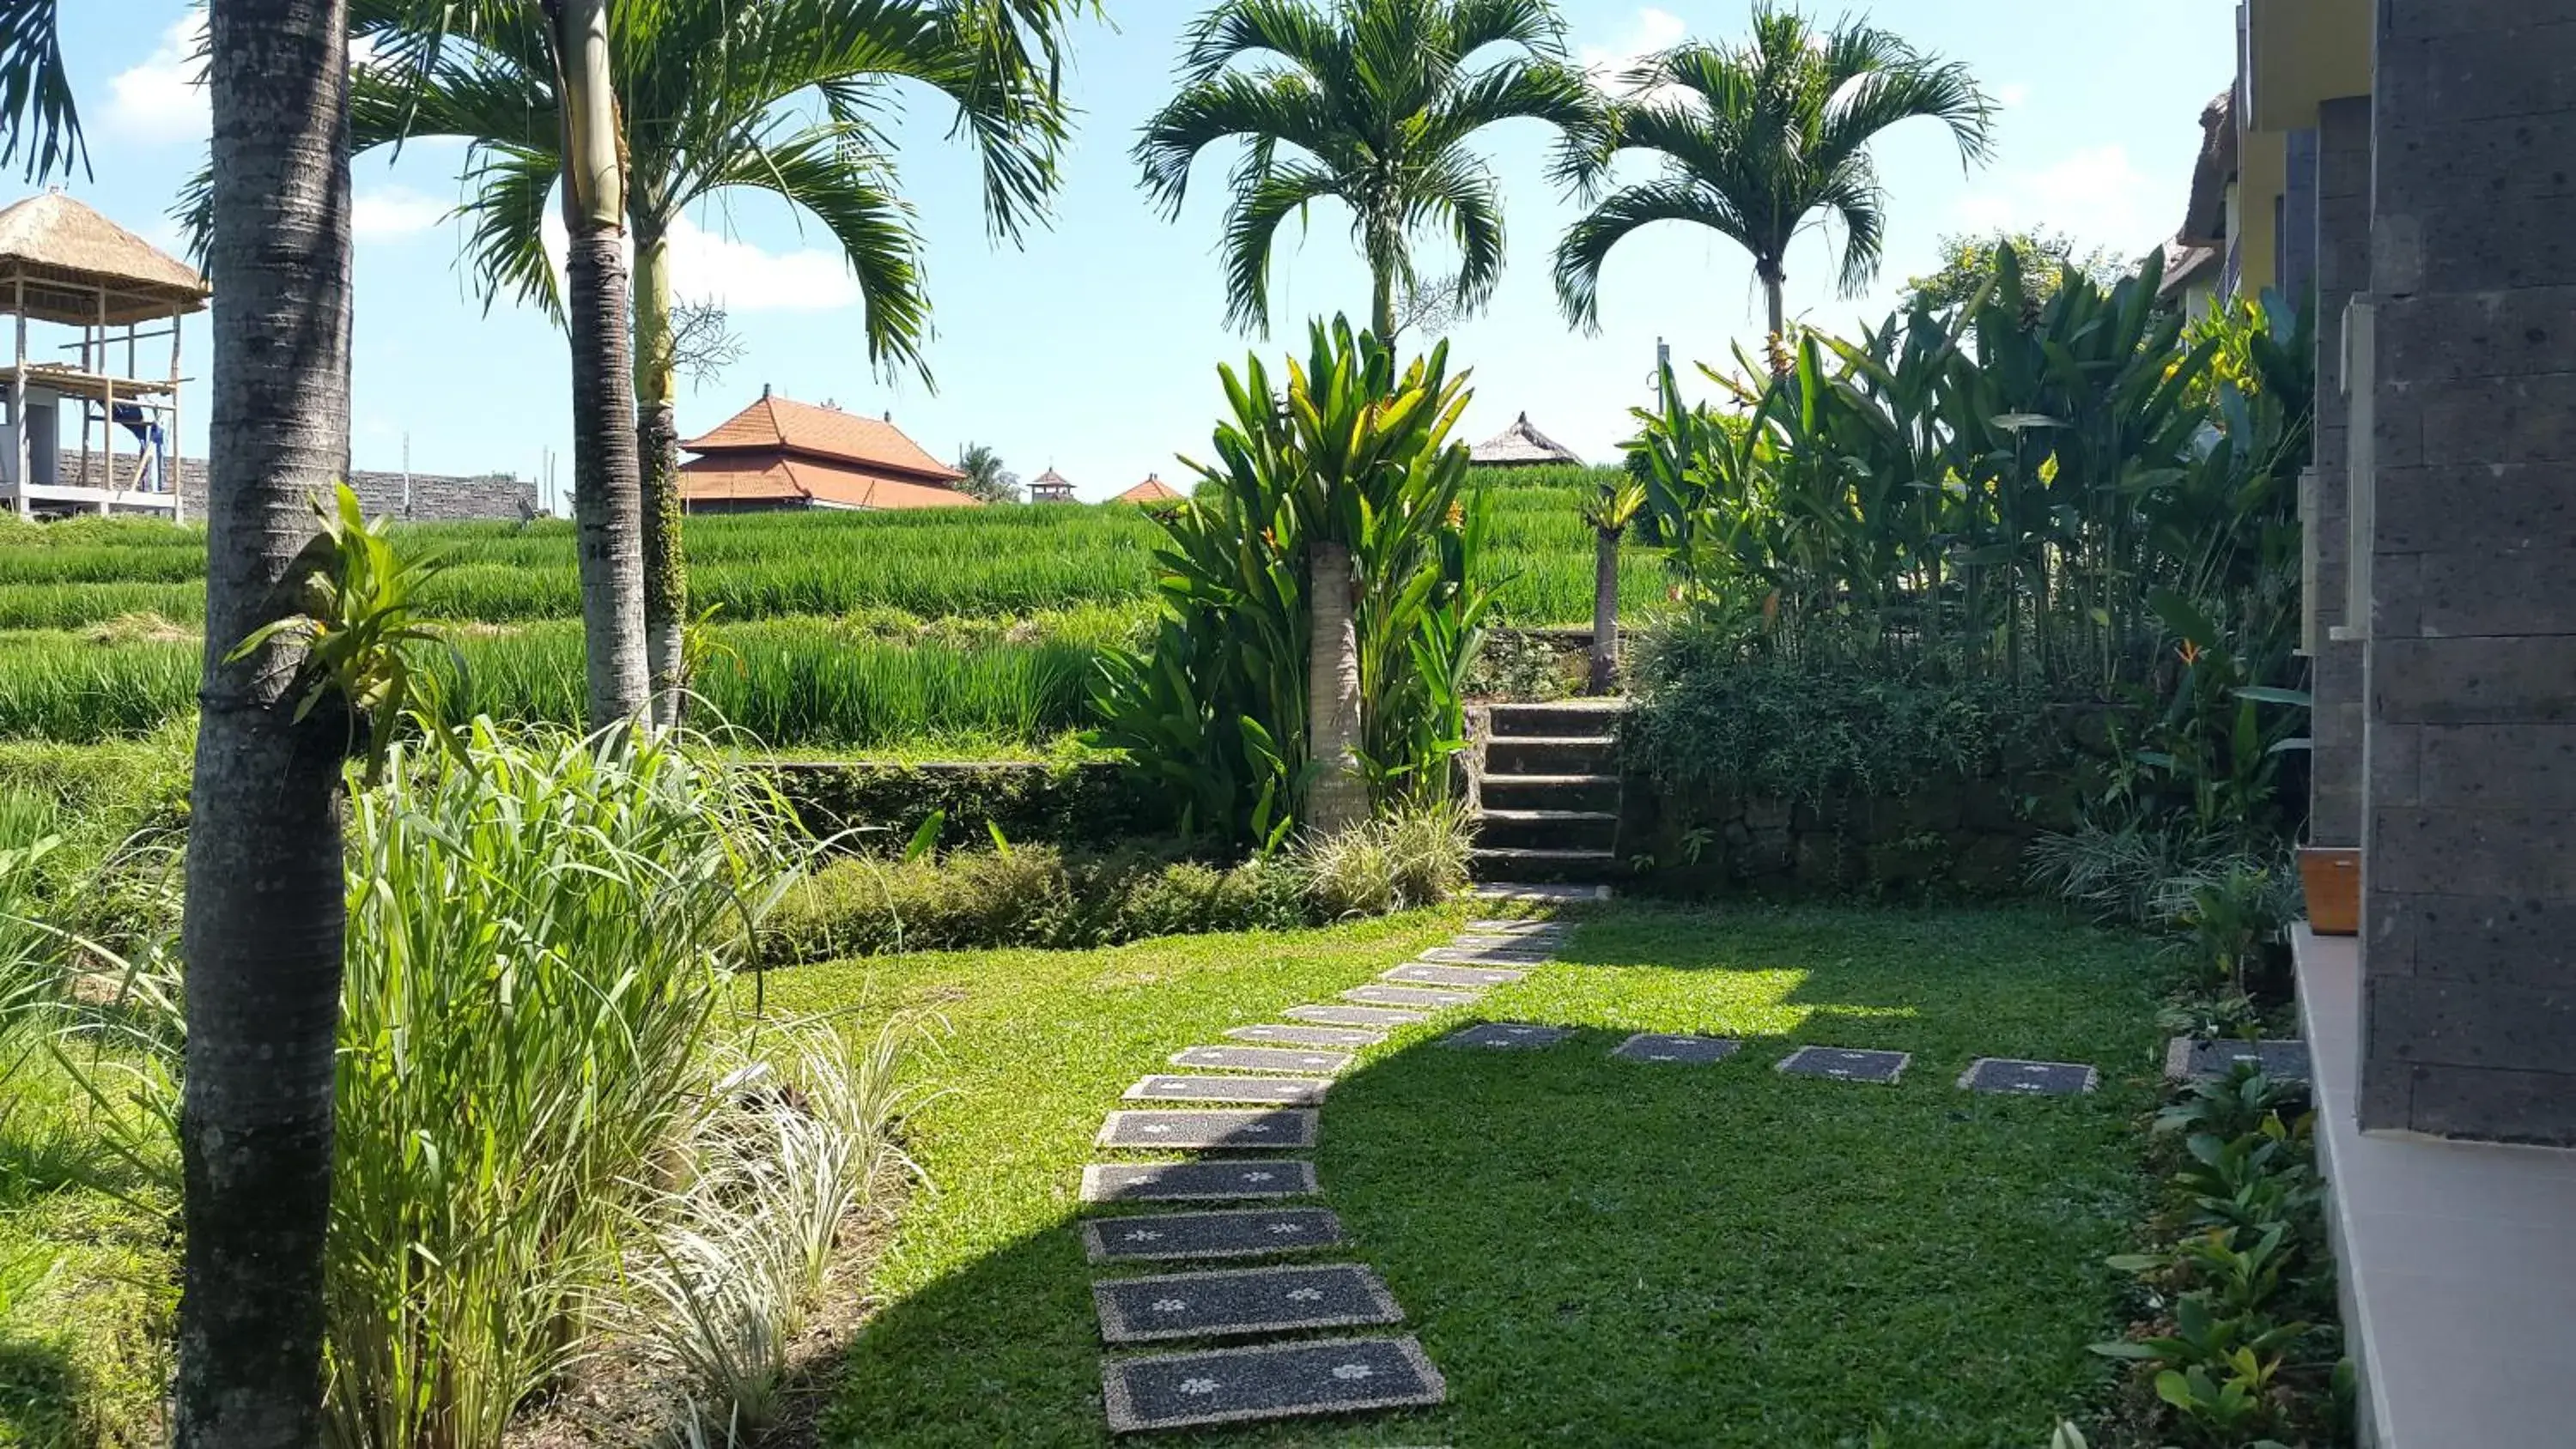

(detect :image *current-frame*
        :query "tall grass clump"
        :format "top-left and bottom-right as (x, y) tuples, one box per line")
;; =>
(323, 722), (799, 1449)
(1300, 801), (1473, 919)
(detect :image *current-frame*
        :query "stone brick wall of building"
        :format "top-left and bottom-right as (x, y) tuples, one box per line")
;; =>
(2306, 96), (2371, 848)
(2359, 3), (2576, 1143)
(66, 455), (539, 522)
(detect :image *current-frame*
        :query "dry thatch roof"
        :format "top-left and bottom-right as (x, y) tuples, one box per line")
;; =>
(2178, 84), (2237, 249)
(0, 192), (210, 326)
(1470, 412), (1583, 467)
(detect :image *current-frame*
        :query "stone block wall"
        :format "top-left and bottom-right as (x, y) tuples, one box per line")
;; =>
(2359, 3), (2576, 1143)
(1614, 768), (2081, 899)
(2306, 96), (2372, 848)
(64, 455), (539, 522)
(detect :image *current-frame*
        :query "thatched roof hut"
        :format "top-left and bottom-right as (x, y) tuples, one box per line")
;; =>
(1469, 412), (1583, 468)
(0, 191), (209, 326)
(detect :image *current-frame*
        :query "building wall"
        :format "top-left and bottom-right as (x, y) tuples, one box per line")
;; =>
(2359, 2), (2576, 1144)
(2306, 97), (2371, 848)
(64, 456), (540, 522)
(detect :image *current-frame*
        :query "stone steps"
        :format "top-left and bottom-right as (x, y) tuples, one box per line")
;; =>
(1471, 702), (1628, 890)
(1479, 773), (1621, 812)
(1475, 808), (1618, 852)
(1482, 735), (1618, 778)
(1469, 846), (1625, 884)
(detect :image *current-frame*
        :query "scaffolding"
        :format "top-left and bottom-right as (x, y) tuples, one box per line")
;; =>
(0, 192), (210, 520)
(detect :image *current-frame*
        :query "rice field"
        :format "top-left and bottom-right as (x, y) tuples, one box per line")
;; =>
(0, 475), (1656, 752)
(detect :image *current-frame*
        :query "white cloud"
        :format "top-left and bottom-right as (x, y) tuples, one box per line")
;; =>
(1952, 144), (2164, 252)
(106, 15), (207, 144)
(534, 207), (865, 313)
(665, 215), (863, 311)
(1579, 8), (1689, 91)
(353, 187), (447, 240)
(1996, 82), (2032, 108)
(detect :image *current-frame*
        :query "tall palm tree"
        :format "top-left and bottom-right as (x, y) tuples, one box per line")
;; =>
(3, 1), (358, 1442)
(337, 0), (1083, 719)
(1136, 0), (1601, 341)
(1554, 3), (1993, 346)
(1139, 0), (1592, 831)
(954, 440), (1021, 503)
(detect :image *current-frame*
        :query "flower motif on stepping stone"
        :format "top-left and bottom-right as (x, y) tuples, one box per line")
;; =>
(1285, 1287), (1325, 1301)
(1648, 1053), (1676, 1062)
(1242, 1124), (1270, 1134)
(1332, 1363), (1375, 1381)
(1240, 1171), (1274, 1182)
(1142, 1123), (1172, 1134)
(1267, 1221), (1305, 1234)
(1122, 1228), (1164, 1243)
(1179, 1377), (1222, 1397)
(1151, 1299), (1190, 1313)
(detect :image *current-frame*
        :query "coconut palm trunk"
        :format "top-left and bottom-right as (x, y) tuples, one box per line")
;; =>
(1589, 522), (1620, 694)
(177, 1), (353, 1442)
(1759, 259), (1785, 345)
(552, 0), (649, 726)
(633, 216), (687, 723)
(1305, 538), (1366, 834)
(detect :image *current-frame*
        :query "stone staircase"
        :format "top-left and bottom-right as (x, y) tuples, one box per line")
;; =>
(1471, 700), (1628, 884)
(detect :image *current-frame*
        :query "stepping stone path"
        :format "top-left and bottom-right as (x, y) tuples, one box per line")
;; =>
(1777, 1046), (1911, 1083)
(1285, 1003), (1425, 1028)
(1613, 1032), (1740, 1064)
(1084, 1207), (1343, 1264)
(1172, 1045), (1352, 1075)
(1077, 908), (1581, 1433)
(1441, 1022), (1571, 1050)
(2165, 1036), (2312, 1082)
(1125, 1075), (1327, 1106)
(1383, 962), (1527, 988)
(1226, 1023), (1384, 1049)
(1959, 1058), (2099, 1095)
(1097, 1109), (1317, 1151)
(1093, 1263), (1405, 1343)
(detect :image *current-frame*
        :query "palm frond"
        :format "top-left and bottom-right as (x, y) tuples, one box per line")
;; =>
(1179, 0), (1346, 87)
(1219, 159), (1345, 336)
(1553, 177), (1745, 330)
(0, 0), (82, 182)
(1406, 149), (1504, 321)
(701, 120), (930, 379)
(458, 142), (564, 320)
(1135, 69), (1344, 215)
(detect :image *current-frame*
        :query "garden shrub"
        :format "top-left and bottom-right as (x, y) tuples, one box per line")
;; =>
(762, 758), (1168, 853)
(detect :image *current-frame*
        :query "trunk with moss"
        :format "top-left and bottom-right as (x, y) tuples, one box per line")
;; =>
(555, 0), (648, 724)
(1589, 524), (1621, 694)
(1304, 538), (1366, 834)
(634, 217), (686, 724)
(177, 1), (353, 1442)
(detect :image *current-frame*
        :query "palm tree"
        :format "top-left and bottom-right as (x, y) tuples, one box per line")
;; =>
(3, 0), (357, 1441)
(1136, 0), (1601, 340)
(1554, 3), (1993, 347)
(955, 441), (1021, 503)
(1580, 477), (1643, 694)
(339, 0), (1083, 719)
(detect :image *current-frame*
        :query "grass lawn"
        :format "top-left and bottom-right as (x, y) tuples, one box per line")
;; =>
(758, 900), (2169, 1447)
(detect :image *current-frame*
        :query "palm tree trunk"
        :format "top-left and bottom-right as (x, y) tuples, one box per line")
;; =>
(1370, 265), (1395, 342)
(1761, 262), (1787, 355)
(1589, 524), (1620, 694)
(178, 2), (351, 1443)
(633, 217), (686, 724)
(554, 0), (648, 725)
(1305, 538), (1366, 834)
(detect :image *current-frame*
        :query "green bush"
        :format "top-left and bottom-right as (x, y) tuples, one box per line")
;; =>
(1624, 627), (2069, 805)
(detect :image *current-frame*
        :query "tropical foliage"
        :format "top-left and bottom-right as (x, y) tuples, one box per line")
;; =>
(1091, 318), (1493, 846)
(1137, 0), (1600, 336)
(1555, 3), (1992, 340)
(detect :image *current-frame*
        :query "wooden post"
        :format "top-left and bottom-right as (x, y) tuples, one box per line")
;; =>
(168, 307), (185, 522)
(10, 276), (27, 519)
(94, 288), (108, 513)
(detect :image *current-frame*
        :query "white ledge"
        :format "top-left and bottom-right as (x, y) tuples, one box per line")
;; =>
(2293, 925), (2576, 1449)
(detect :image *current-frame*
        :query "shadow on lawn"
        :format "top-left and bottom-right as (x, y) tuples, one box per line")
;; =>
(825, 907), (2151, 1446)
(0, 1327), (88, 1447)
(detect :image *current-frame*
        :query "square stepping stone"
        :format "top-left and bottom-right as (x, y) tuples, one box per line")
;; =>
(1284, 1003), (1425, 1028)
(1172, 1045), (1353, 1075)
(1098, 1110), (1317, 1151)
(1418, 945), (1553, 966)
(1473, 882), (1609, 901)
(1225, 1023), (1383, 1049)
(2164, 1037), (2311, 1082)
(1465, 919), (1571, 936)
(1777, 1046), (1910, 1084)
(1102, 1335), (1446, 1434)
(1449, 934), (1561, 955)
(1125, 1075), (1327, 1106)
(1083, 1207), (1344, 1264)
(1613, 1032), (1741, 1064)
(1341, 984), (1479, 1009)
(1384, 962), (1527, 988)
(1081, 1160), (1318, 1203)
(1441, 1022), (1570, 1050)
(1959, 1058), (2099, 1094)
(1092, 1263), (1403, 1344)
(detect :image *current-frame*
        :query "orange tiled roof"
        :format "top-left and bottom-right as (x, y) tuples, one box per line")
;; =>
(1115, 473), (1184, 503)
(678, 455), (981, 511)
(682, 394), (964, 482)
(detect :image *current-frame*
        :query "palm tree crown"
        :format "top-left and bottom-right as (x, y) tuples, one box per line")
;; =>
(1554, 3), (1993, 340)
(1136, 0), (1601, 339)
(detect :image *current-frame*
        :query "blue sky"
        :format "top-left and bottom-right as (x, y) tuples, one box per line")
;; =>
(58, 1), (2235, 505)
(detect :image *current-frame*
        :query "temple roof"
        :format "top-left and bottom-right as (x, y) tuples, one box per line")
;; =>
(683, 392), (963, 482)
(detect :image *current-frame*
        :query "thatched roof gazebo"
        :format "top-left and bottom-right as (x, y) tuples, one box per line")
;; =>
(1115, 472), (1183, 504)
(0, 192), (210, 518)
(1469, 412), (1583, 468)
